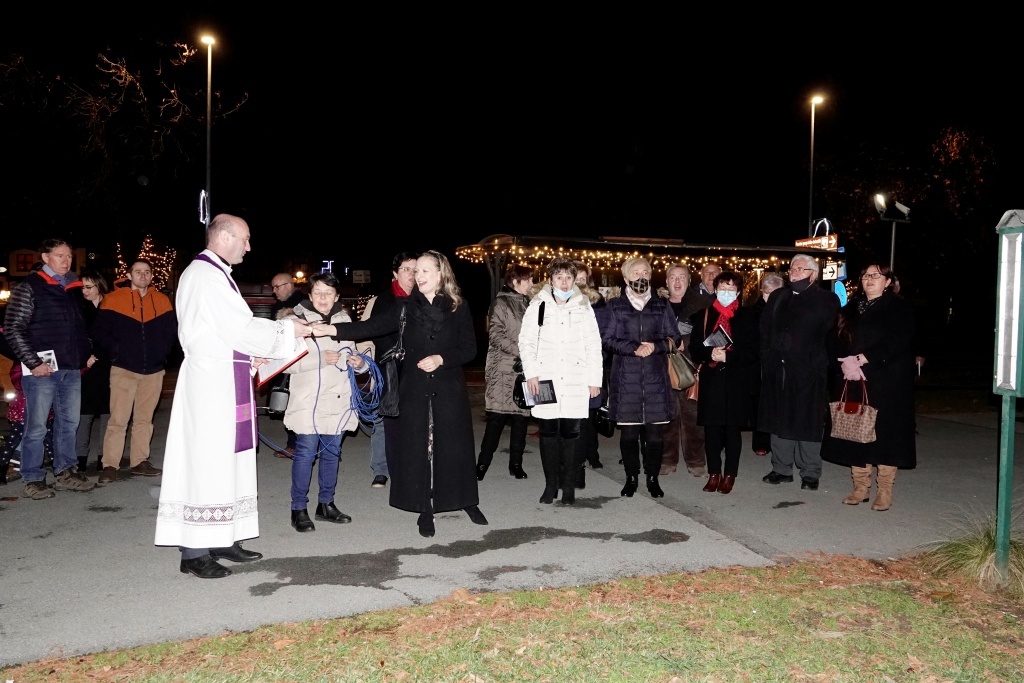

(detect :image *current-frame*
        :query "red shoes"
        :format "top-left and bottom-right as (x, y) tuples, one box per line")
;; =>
(703, 473), (736, 494)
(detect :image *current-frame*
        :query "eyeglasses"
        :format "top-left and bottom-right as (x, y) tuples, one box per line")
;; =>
(272, 283), (289, 290)
(82, 285), (97, 290)
(397, 267), (415, 273)
(861, 273), (885, 280)
(790, 267), (814, 274)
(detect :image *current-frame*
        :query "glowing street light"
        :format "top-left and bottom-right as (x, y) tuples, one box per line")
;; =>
(201, 34), (215, 226)
(807, 95), (824, 237)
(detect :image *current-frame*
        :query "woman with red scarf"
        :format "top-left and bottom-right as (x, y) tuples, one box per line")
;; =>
(687, 271), (760, 494)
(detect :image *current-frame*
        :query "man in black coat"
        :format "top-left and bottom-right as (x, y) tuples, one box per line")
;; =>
(268, 273), (307, 458)
(757, 255), (840, 490)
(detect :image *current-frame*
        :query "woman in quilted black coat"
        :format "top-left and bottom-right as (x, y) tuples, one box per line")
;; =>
(601, 257), (681, 498)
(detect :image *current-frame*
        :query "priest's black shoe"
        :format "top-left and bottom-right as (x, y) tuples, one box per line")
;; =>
(508, 463), (528, 479)
(465, 505), (489, 525)
(315, 502), (352, 523)
(475, 463), (489, 481)
(180, 555), (232, 579)
(210, 541), (263, 563)
(418, 512), (435, 537)
(291, 508), (316, 532)
(801, 477), (819, 490)
(762, 471), (794, 485)
(621, 474), (639, 497)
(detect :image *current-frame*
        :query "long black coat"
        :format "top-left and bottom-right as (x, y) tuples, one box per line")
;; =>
(79, 299), (111, 416)
(821, 292), (917, 469)
(334, 289), (478, 514)
(688, 305), (758, 427)
(602, 292), (681, 424)
(758, 284), (840, 441)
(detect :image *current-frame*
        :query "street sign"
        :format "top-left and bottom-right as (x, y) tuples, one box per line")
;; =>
(822, 260), (846, 281)
(352, 269), (371, 284)
(794, 234), (838, 250)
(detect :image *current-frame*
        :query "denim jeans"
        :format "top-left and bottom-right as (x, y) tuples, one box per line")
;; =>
(291, 432), (344, 509)
(21, 369), (81, 482)
(369, 416), (389, 477)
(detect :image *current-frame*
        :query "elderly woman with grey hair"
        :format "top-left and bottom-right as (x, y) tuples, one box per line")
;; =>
(601, 256), (681, 498)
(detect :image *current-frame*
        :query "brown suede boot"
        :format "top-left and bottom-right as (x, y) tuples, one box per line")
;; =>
(843, 466), (872, 505)
(871, 465), (897, 511)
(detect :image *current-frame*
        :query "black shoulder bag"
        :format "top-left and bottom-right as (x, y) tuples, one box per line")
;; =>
(376, 304), (406, 417)
(512, 301), (544, 409)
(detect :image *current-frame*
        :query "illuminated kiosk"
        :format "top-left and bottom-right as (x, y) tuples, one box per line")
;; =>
(456, 234), (837, 302)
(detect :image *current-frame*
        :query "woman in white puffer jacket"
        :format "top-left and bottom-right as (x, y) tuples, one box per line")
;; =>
(518, 258), (603, 505)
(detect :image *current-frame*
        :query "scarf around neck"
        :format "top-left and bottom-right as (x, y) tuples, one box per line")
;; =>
(712, 298), (739, 339)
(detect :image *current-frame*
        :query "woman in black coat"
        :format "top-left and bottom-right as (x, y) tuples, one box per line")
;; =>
(821, 263), (916, 511)
(602, 257), (681, 499)
(76, 268), (112, 473)
(688, 271), (759, 494)
(317, 251), (485, 538)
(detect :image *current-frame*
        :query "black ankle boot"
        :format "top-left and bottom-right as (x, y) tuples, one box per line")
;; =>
(539, 435), (559, 504)
(508, 463), (528, 479)
(621, 474), (639, 497)
(291, 509), (315, 532)
(475, 462), (489, 481)
(418, 512), (435, 537)
(465, 505), (488, 525)
(78, 456), (89, 472)
(646, 474), (664, 498)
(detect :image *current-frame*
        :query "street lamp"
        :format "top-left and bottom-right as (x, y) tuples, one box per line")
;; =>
(201, 34), (215, 227)
(807, 95), (824, 237)
(872, 193), (911, 271)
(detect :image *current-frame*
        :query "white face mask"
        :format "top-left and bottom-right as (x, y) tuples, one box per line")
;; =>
(716, 290), (738, 307)
(553, 287), (573, 301)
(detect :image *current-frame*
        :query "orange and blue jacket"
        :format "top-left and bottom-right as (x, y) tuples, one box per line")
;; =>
(93, 279), (178, 375)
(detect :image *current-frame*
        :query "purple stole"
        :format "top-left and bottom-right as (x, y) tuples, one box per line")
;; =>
(194, 253), (255, 453)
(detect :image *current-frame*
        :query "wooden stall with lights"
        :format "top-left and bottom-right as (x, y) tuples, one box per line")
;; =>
(456, 234), (837, 303)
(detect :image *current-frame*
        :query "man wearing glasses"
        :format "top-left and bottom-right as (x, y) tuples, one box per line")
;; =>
(757, 254), (840, 491)
(268, 273), (307, 458)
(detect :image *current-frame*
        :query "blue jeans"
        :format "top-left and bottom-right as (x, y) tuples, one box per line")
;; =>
(369, 417), (389, 477)
(291, 432), (344, 509)
(21, 370), (81, 483)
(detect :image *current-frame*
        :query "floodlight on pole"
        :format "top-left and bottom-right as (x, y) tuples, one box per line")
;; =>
(872, 193), (910, 271)
(201, 34), (215, 227)
(808, 95), (824, 237)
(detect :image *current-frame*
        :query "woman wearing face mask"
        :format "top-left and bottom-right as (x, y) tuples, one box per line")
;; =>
(518, 258), (603, 505)
(687, 271), (760, 494)
(602, 257), (681, 498)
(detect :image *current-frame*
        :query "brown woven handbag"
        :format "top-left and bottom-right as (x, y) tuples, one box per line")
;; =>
(829, 380), (878, 443)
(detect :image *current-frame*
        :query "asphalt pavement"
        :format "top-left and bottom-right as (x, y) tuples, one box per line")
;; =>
(1, 375), (1022, 667)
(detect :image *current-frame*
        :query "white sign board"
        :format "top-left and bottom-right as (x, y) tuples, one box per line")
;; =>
(352, 270), (371, 284)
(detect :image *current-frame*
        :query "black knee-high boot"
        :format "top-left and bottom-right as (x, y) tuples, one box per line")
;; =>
(560, 437), (580, 504)
(539, 436), (559, 504)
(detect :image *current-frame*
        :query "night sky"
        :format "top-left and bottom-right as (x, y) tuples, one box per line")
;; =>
(4, 13), (1021, 308)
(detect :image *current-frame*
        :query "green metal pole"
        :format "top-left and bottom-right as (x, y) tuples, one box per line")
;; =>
(996, 394), (1015, 586)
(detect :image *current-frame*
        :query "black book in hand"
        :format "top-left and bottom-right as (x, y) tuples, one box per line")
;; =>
(703, 327), (733, 348)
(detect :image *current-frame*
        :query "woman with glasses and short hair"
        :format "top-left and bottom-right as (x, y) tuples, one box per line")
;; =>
(821, 263), (916, 511)
(77, 269), (112, 473)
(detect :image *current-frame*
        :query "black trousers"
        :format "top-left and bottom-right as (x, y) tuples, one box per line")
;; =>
(703, 425), (742, 477)
(477, 412), (528, 468)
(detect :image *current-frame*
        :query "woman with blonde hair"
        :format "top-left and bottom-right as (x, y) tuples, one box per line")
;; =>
(319, 250), (484, 537)
(601, 257), (681, 498)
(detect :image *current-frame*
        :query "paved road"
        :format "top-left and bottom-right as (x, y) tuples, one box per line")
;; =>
(1, 377), (1022, 667)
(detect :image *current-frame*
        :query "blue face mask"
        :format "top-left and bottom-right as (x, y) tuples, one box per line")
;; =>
(553, 287), (573, 301)
(716, 290), (738, 307)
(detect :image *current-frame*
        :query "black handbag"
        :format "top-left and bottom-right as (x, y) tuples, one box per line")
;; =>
(596, 404), (616, 437)
(376, 305), (406, 417)
(513, 302), (545, 410)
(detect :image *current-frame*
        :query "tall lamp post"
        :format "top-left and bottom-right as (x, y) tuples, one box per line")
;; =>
(872, 193), (911, 270)
(201, 35), (215, 227)
(807, 95), (824, 237)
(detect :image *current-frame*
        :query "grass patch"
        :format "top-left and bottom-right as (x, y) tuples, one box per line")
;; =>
(919, 508), (1024, 599)
(4, 555), (1023, 682)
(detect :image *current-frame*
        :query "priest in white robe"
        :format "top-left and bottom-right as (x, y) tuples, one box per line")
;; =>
(155, 214), (312, 579)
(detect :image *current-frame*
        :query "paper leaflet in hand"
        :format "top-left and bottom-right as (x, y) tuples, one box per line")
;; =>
(703, 327), (733, 348)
